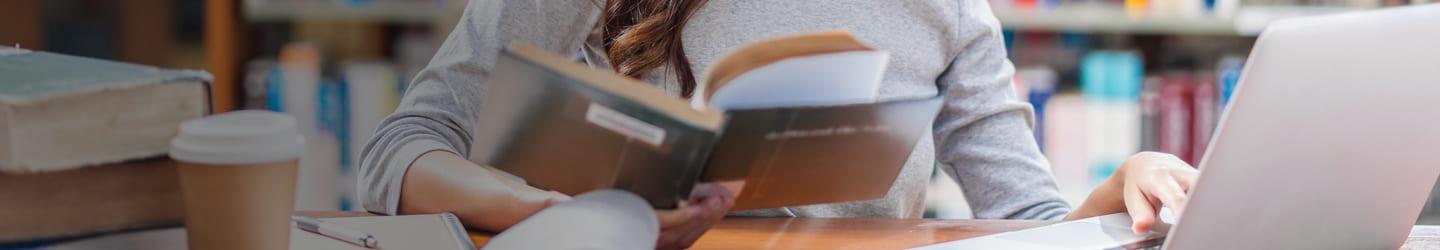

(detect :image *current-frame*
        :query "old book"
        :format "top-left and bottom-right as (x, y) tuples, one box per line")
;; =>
(472, 31), (943, 210)
(0, 157), (183, 243)
(0, 47), (209, 173)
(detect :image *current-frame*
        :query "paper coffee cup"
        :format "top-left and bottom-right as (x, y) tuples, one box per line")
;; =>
(170, 111), (305, 250)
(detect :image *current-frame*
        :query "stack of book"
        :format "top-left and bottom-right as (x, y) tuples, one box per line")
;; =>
(0, 46), (209, 244)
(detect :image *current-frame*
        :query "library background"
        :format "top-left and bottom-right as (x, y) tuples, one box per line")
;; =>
(2, 0), (1436, 230)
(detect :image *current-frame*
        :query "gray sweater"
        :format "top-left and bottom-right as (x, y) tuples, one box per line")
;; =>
(359, 0), (1070, 220)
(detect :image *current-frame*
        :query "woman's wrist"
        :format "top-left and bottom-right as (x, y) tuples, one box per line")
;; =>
(401, 150), (566, 231)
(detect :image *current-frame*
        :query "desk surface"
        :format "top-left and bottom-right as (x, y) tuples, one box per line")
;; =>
(301, 211), (1051, 249)
(468, 218), (1052, 249)
(207, 211), (1440, 249)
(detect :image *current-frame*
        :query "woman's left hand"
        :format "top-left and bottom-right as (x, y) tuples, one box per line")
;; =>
(1069, 152), (1200, 234)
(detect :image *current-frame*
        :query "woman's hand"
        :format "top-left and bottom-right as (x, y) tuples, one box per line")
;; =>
(653, 183), (736, 250)
(1068, 152), (1200, 234)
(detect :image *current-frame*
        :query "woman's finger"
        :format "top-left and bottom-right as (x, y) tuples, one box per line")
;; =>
(691, 182), (734, 197)
(1141, 176), (1190, 216)
(1170, 167), (1200, 191)
(1123, 182), (1157, 235)
(656, 203), (695, 229)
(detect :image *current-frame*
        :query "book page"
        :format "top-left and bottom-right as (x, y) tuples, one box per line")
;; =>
(705, 50), (888, 110)
(0, 46), (30, 56)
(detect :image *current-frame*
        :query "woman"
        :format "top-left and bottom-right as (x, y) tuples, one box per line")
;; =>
(358, 0), (1199, 248)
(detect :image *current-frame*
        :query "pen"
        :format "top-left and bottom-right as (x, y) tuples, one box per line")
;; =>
(292, 215), (380, 249)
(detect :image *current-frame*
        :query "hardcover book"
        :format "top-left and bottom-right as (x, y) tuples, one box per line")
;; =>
(0, 158), (183, 243)
(472, 32), (942, 209)
(0, 47), (209, 173)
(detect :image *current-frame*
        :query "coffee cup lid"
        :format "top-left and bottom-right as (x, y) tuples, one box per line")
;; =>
(169, 110), (305, 165)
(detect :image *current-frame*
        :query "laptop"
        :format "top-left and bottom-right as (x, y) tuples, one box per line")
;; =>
(916, 4), (1440, 250)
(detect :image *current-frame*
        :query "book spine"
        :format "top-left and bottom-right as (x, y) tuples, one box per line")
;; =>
(1140, 76), (1162, 152)
(278, 43), (342, 211)
(1191, 74), (1218, 165)
(1156, 74), (1194, 163)
(1216, 56), (1245, 112)
(1017, 68), (1057, 151)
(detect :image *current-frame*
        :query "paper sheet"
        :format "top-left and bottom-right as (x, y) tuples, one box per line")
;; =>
(485, 190), (658, 250)
(1404, 225), (1440, 250)
(707, 51), (888, 110)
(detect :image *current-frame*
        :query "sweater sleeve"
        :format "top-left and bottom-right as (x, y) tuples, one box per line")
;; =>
(357, 0), (600, 215)
(932, 0), (1071, 220)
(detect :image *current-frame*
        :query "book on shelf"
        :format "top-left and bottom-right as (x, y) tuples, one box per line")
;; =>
(1156, 73), (1196, 163)
(0, 46), (209, 173)
(1191, 72), (1217, 163)
(1080, 51), (1143, 184)
(472, 31), (943, 210)
(1139, 72), (1222, 165)
(1016, 67), (1058, 150)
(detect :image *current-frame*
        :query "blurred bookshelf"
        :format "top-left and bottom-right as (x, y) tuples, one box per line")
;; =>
(242, 0), (447, 23)
(190, 0), (463, 212)
(224, 0), (1440, 222)
(995, 6), (1238, 35)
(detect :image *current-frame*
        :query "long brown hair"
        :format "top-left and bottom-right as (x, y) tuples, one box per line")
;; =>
(599, 0), (710, 98)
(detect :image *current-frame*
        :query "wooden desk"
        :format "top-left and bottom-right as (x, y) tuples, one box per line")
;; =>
(469, 218), (1052, 249)
(300, 211), (1051, 249)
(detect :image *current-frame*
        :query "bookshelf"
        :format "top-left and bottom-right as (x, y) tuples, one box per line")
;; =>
(993, 6), (1362, 36)
(242, 0), (447, 23)
(994, 6), (1238, 35)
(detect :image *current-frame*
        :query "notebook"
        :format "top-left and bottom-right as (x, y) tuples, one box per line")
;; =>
(290, 213), (475, 250)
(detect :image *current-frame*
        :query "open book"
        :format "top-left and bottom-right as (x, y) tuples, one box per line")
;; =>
(471, 31), (942, 210)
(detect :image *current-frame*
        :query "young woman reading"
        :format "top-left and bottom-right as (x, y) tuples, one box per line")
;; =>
(358, 0), (1199, 248)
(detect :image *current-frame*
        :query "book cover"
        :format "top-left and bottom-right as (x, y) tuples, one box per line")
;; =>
(707, 97), (941, 210)
(471, 44), (721, 209)
(0, 47), (210, 173)
(0, 47), (209, 104)
(472, 33), (942, 209)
